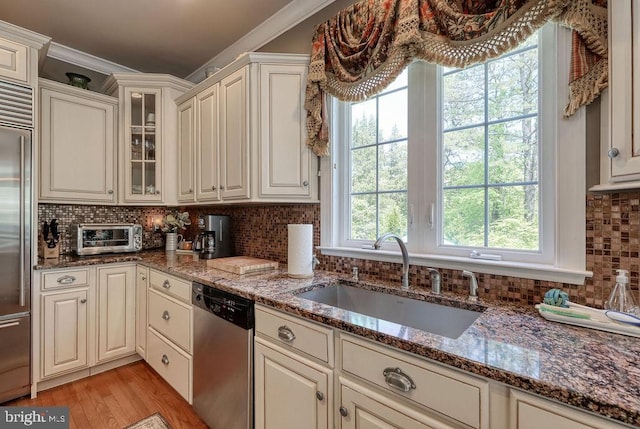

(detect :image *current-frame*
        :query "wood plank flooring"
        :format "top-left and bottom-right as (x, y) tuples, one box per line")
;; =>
(6, 361), (208, 429)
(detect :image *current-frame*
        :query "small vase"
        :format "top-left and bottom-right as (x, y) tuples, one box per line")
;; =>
(165, 232), (179, 251)
(65, 72), (91, 89)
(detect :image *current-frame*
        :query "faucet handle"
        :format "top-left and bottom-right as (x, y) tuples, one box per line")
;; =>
(462, 270), (479, 302)
(427, 268), (441, 294)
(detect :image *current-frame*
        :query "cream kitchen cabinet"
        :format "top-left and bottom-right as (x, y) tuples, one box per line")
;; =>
(175, 52), (318, 205)
(0, 22), (49, 85)
(177, 97), (196, 202)
(96, 265), (136, 363)
(39, 78), (118, 204)
(592, 0), (640, 190)
(103, 73), (193, 205)
(135, 265), (148, 358)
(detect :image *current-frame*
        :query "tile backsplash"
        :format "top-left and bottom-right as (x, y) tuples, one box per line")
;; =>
(39, 191), (639, 308)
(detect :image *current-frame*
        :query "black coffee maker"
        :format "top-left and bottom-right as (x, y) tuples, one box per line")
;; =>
(198, 214), (233, 259)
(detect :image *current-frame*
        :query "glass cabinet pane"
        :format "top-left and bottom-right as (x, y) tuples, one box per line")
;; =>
(128, 90), (158, 197)
(131, 162), (142, 194)
(145, 163), (156, 194)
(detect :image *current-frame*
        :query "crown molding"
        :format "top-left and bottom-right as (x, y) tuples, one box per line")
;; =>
(47, 42), (139, 75)
(185, 0), (335, 83)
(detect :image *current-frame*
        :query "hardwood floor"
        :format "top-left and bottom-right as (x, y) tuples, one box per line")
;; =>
(6, 361), (208, 429)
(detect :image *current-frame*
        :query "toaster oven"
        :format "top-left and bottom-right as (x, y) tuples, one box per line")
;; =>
(70, 223), (143, 255)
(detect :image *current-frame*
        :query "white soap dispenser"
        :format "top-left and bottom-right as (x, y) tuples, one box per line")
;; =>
(604, 269), (638, 314)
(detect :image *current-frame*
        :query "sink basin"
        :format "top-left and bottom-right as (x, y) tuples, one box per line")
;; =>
(297, 284), (483, 339)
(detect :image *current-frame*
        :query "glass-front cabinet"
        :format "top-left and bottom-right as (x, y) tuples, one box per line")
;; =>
(126, 88), (161, 201)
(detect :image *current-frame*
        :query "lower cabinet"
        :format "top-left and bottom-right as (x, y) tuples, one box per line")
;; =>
(97, 265), (136, 363)
(135, 266), (148, 358)
(41, 288), (89, 377)
(147, 327), (192, 402)
(254, 338), (332, 429)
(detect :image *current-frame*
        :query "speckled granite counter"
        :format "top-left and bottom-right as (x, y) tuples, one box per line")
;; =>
(36, 251), (640, 427)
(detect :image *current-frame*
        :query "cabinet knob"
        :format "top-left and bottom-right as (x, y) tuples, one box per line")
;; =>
(608, 148), (620, 159)
(189, 188), (193, 193)
(339, 406), (348, 417)
(303, 180), (309, 187)
(316, 391), (324, 401)
(162, 310), (170, 321)
(277, 325), (296, 342)
(162, 280), (171, 289)
(220, 185), (225, 190)
(212, 185), (217, 191)
(107, 189), (114, 194)
(141, 276), (146, 281)
(161, 354), (169, 365)
(155, 190), (161, 195)
(80, 298), (87, 304)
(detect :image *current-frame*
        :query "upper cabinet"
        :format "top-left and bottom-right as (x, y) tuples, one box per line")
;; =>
(39, 79), (118, 204)
(176, 53), (319, 205)
(0, 21), (49, 87)
(103, 74), (193, 205)
(592, 0), (640, 190)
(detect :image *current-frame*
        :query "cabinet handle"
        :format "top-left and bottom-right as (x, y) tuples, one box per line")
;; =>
(141, 276), (146, 281)
(188, 188), (193, 193)
(162, 280), (171, 289)
(80, 299), (87, 304)
(57, 275), (76, 285)
(277, 325), (296, 342)
(155, 190), (161, 195)
(608, 148), (620, 159)
(316, 391), (324, 401)
(220, 185), (225, 190)
(303, 180), (309, 187)
(339, 406), (348, 417)
(107, 189), (114, 194)
(212, 185), (217, 191)
(383, 367), (416, 392)
(161, 354), (169, 365)
(162, 310), (170, 321)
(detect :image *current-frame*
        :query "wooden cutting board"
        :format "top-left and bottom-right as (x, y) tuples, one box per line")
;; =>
(206, 256), (279, 274)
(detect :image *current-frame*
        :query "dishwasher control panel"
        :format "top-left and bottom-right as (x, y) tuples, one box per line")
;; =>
(192, 282), (254, 329)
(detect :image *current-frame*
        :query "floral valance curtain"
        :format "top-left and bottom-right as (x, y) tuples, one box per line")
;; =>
(305, 0), (608, 156)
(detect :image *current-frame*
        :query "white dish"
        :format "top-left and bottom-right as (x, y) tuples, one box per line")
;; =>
(537, 305), (640, 338)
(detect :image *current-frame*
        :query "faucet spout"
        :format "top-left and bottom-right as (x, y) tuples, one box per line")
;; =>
(427, 268), (441, 294)
(462, 270), (479, 302)
(373, 233), (409, 289)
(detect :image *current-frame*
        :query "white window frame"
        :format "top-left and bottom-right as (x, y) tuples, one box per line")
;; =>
(318, 24), (591, 285)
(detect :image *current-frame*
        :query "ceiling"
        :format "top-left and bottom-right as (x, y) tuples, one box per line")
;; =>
(0, 0), (333, 90)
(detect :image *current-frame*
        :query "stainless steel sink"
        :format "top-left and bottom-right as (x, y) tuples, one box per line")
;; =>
(297, 284), (483, 339)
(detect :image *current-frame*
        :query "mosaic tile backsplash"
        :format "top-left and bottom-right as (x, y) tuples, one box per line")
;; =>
(39, 191), (639, 308)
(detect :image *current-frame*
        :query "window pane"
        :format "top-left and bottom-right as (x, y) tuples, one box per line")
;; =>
(351, 146), (377, 193)
(350, 194), (377, 240)
(488, 49), (538, 121)
(351, 99), (376, 147)
(378, 89), (407, 142)
(487, 185), (539, 250)
(379, 141), (407, 191)
(488, 118), (538, 184)
(443, 126), (484, 187)
(443, 65), (485, 129)
(379, 192), (407, 239)
(442, 188), (485, 247)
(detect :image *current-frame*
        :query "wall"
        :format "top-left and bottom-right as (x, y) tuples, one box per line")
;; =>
(40, 191), (638, 308)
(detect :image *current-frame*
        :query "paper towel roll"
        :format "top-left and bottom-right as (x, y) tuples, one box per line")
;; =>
(288, 224), (313, 278)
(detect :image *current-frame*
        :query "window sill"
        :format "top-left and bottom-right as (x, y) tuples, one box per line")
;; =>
(317, 246), (592, 285)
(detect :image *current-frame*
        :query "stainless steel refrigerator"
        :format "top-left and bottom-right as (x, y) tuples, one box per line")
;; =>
(0, 125), (31, 404)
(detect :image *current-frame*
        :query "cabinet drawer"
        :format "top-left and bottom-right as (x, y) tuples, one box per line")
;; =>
(0, 37), (28, 83)
(147, 328), (191, 403)
(340, 334), (488, 429)
(42, 268), (90, 290)
(255, 305), (333, 365)
(149, 269), (191, 303)
(148, 289), (192, 353)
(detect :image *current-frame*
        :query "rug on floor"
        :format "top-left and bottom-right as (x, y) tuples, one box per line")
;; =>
(125, 412), (172, 429)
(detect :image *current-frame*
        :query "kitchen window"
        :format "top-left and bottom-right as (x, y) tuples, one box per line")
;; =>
(319, 24), (589, 284)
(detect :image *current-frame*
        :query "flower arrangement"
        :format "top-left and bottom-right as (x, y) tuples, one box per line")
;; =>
(161, 211), (191, 233)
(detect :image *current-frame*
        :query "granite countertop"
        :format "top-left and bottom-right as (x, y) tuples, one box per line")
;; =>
(36, 251), (640, 427)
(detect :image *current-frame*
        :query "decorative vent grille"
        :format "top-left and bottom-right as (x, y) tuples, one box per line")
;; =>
(0, 80), (33, 128)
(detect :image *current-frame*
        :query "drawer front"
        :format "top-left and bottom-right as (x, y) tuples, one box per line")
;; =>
(340, 335), (487, 429)
(149, 269), (191, 303)
(148, 289), (192, 353)
(0, 37), (28, 83)
(42, 268), (90, 290)
(255, 306), (333, 365)
(147, 328), (191, 403)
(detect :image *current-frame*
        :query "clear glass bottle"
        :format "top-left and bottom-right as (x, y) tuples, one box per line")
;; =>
(604, 269), (638, 314)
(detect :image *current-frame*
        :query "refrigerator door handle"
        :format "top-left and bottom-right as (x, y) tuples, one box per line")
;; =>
(0, 320), (20, 329)
(19, 135), (25, 308)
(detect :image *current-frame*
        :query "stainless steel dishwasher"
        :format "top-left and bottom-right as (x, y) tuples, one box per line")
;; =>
(192, 282), (254, 429)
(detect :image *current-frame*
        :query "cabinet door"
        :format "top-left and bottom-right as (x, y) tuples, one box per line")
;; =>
(259, 63), (315, 199)
(97, 265), (136, 363)
(122, 87), (163, 203)
(255, 338), (331, 429)
(40, 83), (116, 203)
(42, 289), (89, 378)
(339, 381), (452, 429)
(177, 98), (196, 202)
(135, 266), (148, 358)
(196, 83), (221, 202)
(220, 67), (250, 200)
(0, 37), (28, 83)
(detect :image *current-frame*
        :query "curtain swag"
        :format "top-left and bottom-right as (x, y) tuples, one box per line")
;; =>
(304, 0), (608, 157)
